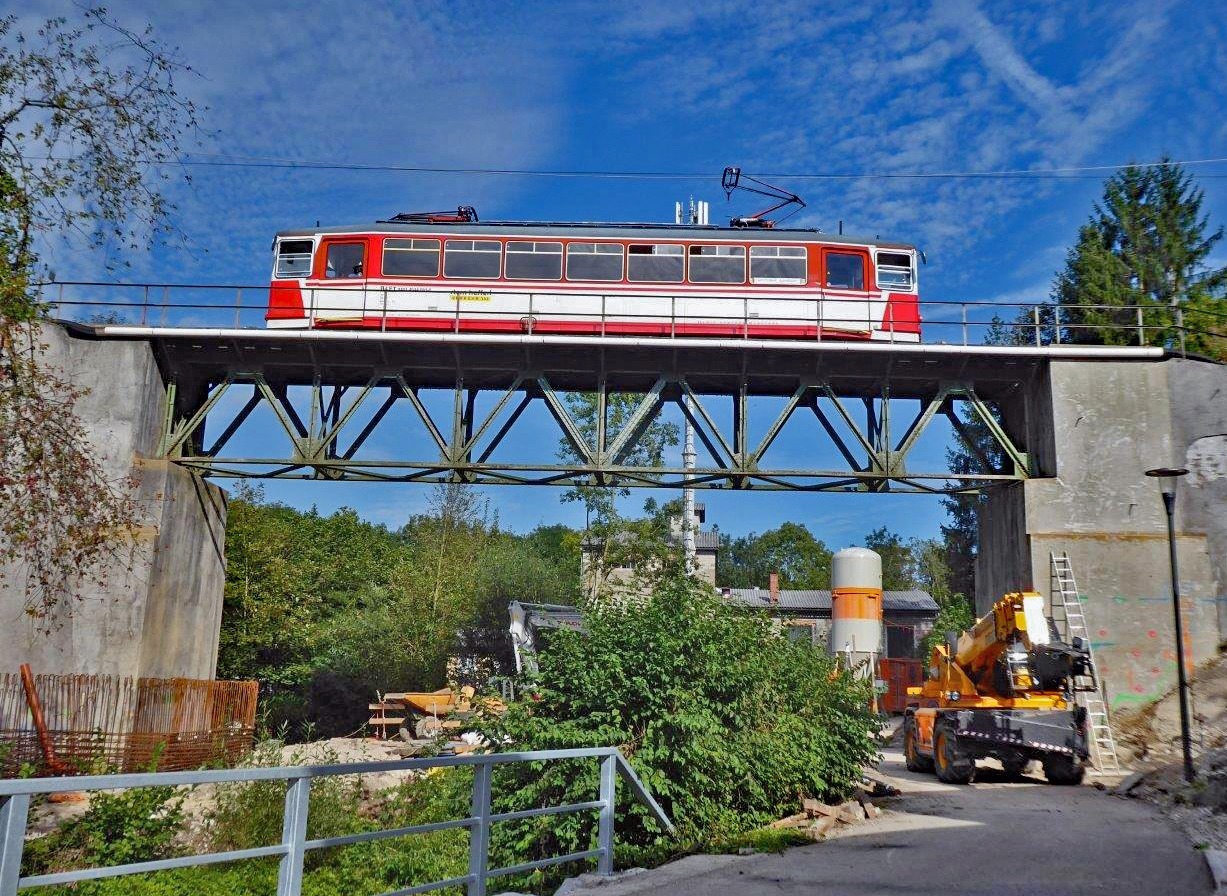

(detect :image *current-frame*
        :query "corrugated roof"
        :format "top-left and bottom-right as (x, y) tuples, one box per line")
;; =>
(725, 588), (938, 613)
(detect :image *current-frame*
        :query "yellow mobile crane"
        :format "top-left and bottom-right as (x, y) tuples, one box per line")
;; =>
(904, 591), (1094, 785)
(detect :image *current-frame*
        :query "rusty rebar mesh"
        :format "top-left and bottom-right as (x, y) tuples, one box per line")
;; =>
(0, 673), (258, 777)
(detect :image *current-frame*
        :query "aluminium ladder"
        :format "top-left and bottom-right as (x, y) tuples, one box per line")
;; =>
(1049, 551), (1124, 775)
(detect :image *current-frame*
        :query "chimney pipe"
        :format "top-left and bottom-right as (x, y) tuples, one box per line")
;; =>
(769, 572), (779, 605)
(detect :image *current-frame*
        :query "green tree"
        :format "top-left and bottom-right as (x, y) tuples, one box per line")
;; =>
(477, 566), (878, 863)
(992, 161), (1227, 353)
(716, 522), (832, 589)
(0, 9), (198, 622)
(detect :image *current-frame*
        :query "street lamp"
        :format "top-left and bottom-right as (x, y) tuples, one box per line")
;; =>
(1145, 467), (1194, 782)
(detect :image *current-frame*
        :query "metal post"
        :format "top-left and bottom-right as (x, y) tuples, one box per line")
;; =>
(235, 288), (243, 329)
(1054, 305), (1062, 345)
(1176, 306), (1186, 358)
(1136, 305), (1146, 346)
(142, 285), (150, 326)
(468, 763), (492, 896)
(1033, 306), (1041, 347)
(1163, 492), (1196, 782)
(961, 304), (968, 346)
(0, 794), (31, 896)
(597, 754), (616, 875)
(277, 777), (311, 896)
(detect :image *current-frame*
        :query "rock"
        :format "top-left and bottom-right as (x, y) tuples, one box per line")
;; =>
(555, 868), (648, 894)
(837, 801), (866, 824)
(806, 815), (838, 840)
(1202, 849), (1227, 894)
(861, 800), (881, 819)
(1114, 771), (1146, 796)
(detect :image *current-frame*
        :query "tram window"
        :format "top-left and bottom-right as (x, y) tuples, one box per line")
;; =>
(627, 244), (683, 283)
(275, 240), (314, 278)
(688, 244), (745, 284)
(505, 241), (563, 280)
(825, 252), (865, 290)
(566, 242), (623, 281)
(325, 242), (365, 279)
(444, 240), (501, 279)
(750, 246), (807, 284)
(876, 252), (914, 290)
(383, 238), (440, 277)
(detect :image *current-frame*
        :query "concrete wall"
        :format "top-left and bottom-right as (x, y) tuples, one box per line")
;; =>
(977, 358), (1227, 711)
(0, 324), (227, 680)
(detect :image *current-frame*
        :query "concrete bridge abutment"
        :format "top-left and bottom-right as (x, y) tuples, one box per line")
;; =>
(0, 323), (227, 679)
(977, 357), (1227, 711)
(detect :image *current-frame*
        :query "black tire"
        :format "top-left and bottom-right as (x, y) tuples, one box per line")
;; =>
(1001, 757), (1029, 781)
(933, 724), (974, 785)
(1042, 755), (1085, 786)
(904, 716), (935, 773)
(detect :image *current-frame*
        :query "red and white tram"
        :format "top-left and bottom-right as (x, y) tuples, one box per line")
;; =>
(266, 216), (921, 341)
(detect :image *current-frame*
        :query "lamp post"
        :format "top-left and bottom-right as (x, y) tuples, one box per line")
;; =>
(1145, 467), (1194, 782)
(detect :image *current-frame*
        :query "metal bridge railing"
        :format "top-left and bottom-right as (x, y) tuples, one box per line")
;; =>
(34, 281), (1225, 354)
(0, 747), (673, 896)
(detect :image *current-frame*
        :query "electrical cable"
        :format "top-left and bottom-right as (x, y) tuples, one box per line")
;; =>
(120, 151), (1227, 181)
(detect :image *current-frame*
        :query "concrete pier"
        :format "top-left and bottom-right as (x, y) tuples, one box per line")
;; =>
(0, 324), (226, 679)
(977, 358), (1227, 711)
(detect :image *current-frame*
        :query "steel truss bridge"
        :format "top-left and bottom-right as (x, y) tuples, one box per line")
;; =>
(71, 323), (1165, 495)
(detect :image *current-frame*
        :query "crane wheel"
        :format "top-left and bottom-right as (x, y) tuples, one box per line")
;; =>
(904, 716), (934, 773)
(933, 724), (974, 784)
(1042, 755), (1085, 785)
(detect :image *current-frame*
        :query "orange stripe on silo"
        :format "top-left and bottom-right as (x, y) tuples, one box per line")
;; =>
(831, 588), (883, 620)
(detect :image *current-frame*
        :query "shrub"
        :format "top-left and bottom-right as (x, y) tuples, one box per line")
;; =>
(22, 784), (184, 877)
(477, 566), (879, 867)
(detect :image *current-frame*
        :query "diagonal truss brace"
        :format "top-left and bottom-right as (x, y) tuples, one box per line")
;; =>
(160, 373), (1031, 493)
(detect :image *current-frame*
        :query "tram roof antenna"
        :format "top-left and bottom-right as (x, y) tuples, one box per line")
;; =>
(383, 205), (478, 224)
(721, 166), (805, 228)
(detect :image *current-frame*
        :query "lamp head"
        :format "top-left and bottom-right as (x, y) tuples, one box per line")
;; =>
(1145, 467), (1188, 498)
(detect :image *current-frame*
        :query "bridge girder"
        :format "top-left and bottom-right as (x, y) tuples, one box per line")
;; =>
(158, 371), (1027, 494)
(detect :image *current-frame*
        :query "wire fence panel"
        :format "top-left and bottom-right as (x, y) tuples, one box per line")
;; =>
(0, 674), (257, 776)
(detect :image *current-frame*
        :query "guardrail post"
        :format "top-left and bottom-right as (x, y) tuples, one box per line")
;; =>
(277, 777), (310, 896)
(235, 288), (243, 329)
(1136, 305), (1145, 346)
(1176, 305), (1186, 357)
(1033, 306), (1042, 347)
(1054, 305), (1062, 345)
(0, 794), (31, 896)
(961, 304), (969, 346)
(142, 285), (150, 326)
(468, 762), (491, 896)
(597, 754), (616, 875)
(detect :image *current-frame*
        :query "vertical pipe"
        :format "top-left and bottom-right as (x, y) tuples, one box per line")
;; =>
(597, 754), (616, 875)
(683, 398), (696, 575)
(0, 794), (31, 896)
(141, 285), (149, 327)
(276, 777), (310, 896)
(1164, 493), (1195, 782)
(1137, 305), (1146, 346)
(1033, 306), (1041, 347)
(468, 763), (491, 896)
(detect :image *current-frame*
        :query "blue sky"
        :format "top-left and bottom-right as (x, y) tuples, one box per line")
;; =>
(20, 0), (1227, 548)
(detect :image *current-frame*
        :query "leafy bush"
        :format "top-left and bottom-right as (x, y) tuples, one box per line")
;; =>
(478, 566), (879, 865)
(207, 741), (367, 868)
(22, 784), (184, 877)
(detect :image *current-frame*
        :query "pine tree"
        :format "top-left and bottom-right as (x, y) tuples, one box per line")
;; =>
(1054, 160), (1226, 351)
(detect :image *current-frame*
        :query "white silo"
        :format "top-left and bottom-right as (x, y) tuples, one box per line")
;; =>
(829, 547), (884, 677)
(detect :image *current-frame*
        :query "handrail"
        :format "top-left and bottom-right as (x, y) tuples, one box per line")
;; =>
(31, 280), (1226, 356)
(0, 747), (673, 896)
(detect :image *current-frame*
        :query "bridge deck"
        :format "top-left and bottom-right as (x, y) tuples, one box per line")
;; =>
(71, 323), (1165, 399)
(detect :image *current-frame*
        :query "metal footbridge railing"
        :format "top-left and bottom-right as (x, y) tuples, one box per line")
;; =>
(0, 747), (673, 896)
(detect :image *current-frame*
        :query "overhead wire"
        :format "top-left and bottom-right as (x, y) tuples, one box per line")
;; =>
(137, 151), (1227, 181)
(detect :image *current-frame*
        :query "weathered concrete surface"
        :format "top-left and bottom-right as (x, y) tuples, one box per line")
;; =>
(977, 358), (1227, 712)
(574, 748), (1213, 895)
(0, 323), (226, 680)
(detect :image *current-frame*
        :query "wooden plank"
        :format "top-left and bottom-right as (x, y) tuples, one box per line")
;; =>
(367, 717), (406, 726)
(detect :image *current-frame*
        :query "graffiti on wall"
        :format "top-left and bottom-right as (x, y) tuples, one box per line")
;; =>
(1081, 592), (1222, 709)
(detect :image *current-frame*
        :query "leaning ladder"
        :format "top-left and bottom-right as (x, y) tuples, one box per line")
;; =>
(1049, 551), (1124, 775)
